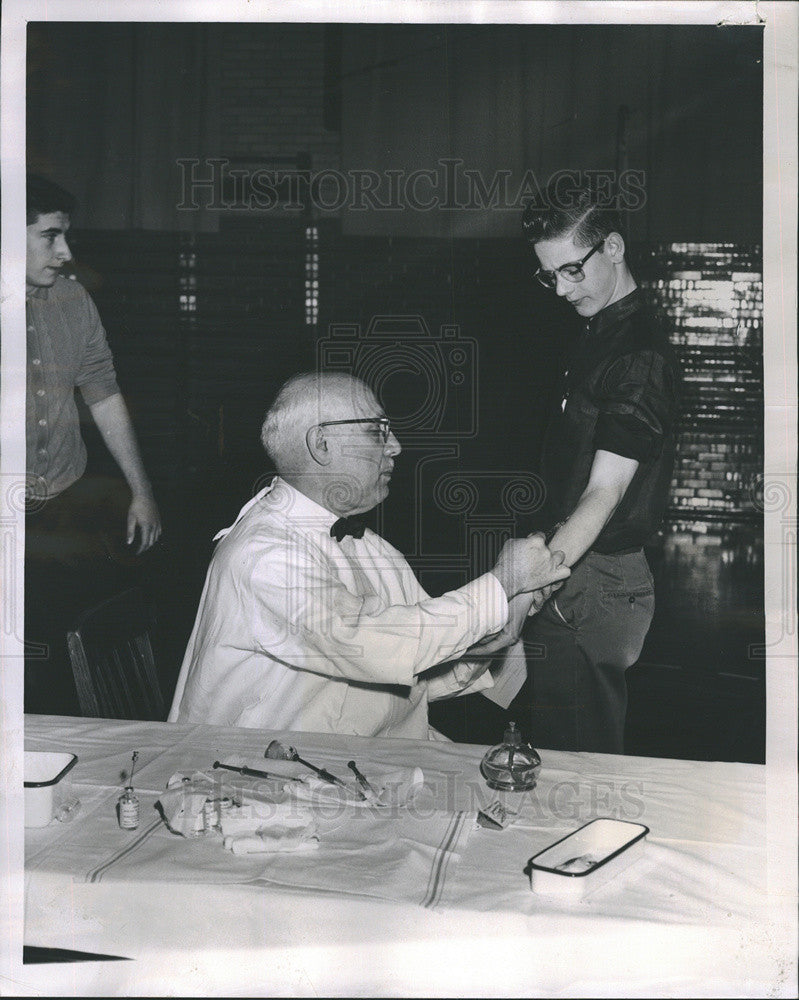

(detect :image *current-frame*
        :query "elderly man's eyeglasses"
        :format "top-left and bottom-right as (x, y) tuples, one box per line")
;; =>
(318, 417), (392, 445)
(534, 239), (605, 290)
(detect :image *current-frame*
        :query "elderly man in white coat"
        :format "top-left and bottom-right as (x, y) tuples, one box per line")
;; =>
(169, 372), (569, 738)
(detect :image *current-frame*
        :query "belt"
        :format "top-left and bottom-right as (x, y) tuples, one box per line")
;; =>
(590, 546), (644, 557)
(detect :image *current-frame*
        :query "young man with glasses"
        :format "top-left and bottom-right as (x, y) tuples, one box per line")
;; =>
(515, 185), (678, 754)
(169, 372), (570, 738)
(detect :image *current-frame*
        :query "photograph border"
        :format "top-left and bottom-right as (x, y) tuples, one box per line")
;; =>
(2, 2), (796, 995)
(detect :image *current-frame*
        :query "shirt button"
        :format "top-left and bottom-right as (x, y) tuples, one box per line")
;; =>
(36, 389), (45, 397)
(38, 418), (47, 427)
(38, 448), (47, 456)
(32, 358), (41, 365)
(28, 326), (35, 333)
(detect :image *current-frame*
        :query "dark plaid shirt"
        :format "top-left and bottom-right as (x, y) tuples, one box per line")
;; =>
(26, 276), (120, 500)
(540, 288), (679, 554)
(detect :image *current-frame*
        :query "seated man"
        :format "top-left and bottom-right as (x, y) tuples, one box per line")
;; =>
(168, 372), (569, 738)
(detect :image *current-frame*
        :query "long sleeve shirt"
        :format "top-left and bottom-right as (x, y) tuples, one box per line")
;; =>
(168, 478), (509, 738)
(26, 276), (120, 501)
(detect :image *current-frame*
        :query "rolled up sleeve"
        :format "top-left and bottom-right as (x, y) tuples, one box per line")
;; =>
(594, 350), (675, 462)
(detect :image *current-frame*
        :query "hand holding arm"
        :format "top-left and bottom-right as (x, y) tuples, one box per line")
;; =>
(529, 575), (567, 614)
(527, 449), (639, 615)
(88, 393), (162, 553)
(490, 533), (570, 600)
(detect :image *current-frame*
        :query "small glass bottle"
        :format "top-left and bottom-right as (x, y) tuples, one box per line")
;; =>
(118, 786), (140, 830)
(480, 721), (541, 792)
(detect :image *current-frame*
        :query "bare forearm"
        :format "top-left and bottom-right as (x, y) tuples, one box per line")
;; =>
(548, 450), (640, 568)
(89, 393), (153, 497)
(548, 485), (625, 567)
(89, 393), (161, 551)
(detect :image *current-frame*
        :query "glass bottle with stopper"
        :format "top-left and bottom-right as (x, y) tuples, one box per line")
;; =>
(480, 721), (541, 792)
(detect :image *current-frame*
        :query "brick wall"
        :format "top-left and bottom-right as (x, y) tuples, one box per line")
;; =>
(639, 244), (763, 525)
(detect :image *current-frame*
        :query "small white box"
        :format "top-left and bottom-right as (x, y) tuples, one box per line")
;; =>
(527, 818), (649, 897)
(24, 751), (78, 827)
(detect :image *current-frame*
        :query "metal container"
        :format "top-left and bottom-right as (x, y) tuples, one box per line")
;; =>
(24, 751), (78, 827)
(526, 818), (649, 897)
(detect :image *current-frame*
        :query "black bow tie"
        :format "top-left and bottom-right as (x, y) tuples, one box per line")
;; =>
(330, 515), (367, 542)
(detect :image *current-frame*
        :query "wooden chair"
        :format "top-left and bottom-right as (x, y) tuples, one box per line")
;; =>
(66, 587), (166, 720)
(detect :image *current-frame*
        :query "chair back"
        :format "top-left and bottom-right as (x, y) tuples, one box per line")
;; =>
(66, 587), (166, 720)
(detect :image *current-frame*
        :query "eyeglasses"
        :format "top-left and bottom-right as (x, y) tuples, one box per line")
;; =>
(534, 239), (605, 290)
(317, 417), (392, 445)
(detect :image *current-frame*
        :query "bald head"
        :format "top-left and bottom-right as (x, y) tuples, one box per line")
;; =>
(260, 371), (400, 516)
(261, 372), (375, 471)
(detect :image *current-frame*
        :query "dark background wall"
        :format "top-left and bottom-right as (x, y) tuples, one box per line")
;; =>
(27, 22), (765, 761)
(29, 22), (763, 241)
(338, 24), (763, 242)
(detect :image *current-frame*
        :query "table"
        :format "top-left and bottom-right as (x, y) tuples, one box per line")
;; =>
(18, 714), (791, 997)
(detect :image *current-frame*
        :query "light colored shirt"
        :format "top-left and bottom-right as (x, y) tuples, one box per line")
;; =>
(168, 478), (509, 738)
(26, 276), (120, 500)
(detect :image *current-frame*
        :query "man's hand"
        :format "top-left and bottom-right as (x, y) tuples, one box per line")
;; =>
(469, 592), (536, 656)
(127, 493), (162, 554)
(89, 393), (162, 554)
(491, 533), (570, 600)
(528, 577), (567, 615)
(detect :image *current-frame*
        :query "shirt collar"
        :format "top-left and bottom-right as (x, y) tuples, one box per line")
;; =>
(270, 477), (340, 528)
(587, 287), (642, 338)
(26, 285), (50, 301)
(212, 476), (339, 541)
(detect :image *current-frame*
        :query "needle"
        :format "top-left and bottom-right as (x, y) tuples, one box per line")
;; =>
(293, 753), (359, 795)
(212, 760), (302, 782)
(265, 741), (365, 798)
(347, 760), (379, 798)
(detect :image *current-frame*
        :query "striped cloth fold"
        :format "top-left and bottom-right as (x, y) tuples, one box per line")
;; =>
(73, 800), (472, 910)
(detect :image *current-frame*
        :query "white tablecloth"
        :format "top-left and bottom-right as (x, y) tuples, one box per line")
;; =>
(18, 715), (792, 997)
